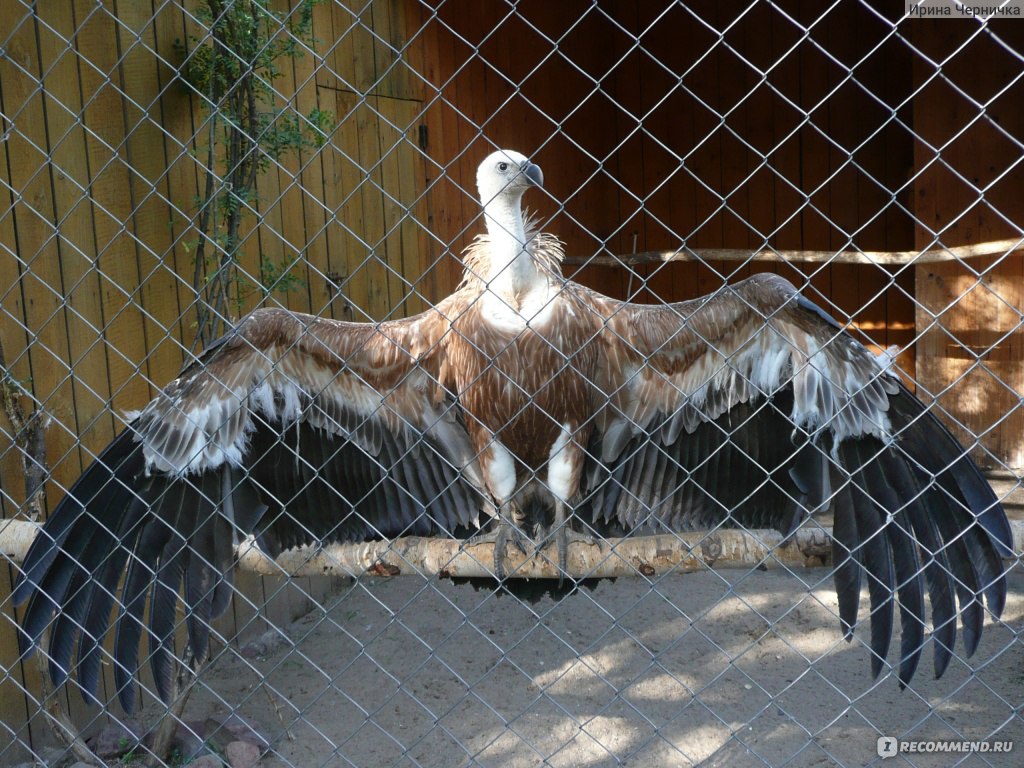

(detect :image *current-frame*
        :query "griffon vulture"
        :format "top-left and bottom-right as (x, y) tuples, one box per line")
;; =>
(14, 149), (1011, 713)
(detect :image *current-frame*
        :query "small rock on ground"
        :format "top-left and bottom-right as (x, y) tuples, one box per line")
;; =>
(87, 719), (143, 759)
(225, 739), (262, 768)
(239, 629), (291, 659)
(205, 712), (271, 750)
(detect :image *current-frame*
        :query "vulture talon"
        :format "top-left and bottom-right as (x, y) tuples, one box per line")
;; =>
(468, 517), (529, 580)
(550, 526), (595, 587)
(494, 520), (530, 580)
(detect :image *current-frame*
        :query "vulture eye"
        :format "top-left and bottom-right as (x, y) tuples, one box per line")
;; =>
(497, 162), (509, 172)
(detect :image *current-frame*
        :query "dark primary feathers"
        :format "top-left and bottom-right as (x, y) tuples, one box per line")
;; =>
(14, 150), (1012, 713)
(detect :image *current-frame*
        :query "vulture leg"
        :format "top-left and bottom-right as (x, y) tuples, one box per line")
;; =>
(547, 502), (594, 585)
(493, 515), (529, 580)
(554, 499), (569, 584)
(469, 503), (529, 580)
(493, 501), (528, 581)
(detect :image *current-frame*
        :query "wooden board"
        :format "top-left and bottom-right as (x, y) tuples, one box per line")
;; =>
(291, 6), (334, 318)
(1, 2), (97, 739)
(151, 0), (205, 359)
(115, 0), (188, 400)
(912, 20), (1024, 468)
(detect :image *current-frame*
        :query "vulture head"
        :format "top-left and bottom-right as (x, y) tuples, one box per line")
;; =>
(476, 149), (544, 206)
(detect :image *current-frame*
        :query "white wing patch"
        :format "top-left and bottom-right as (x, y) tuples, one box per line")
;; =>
(606, 316), (898, 458)
(129, 340), (479, 487)
(132, 387), (254, 476)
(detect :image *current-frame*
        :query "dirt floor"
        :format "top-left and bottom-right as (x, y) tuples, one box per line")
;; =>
(168, 475), (1023, 768)
(5, 477), (1024, 767)
(137, 562), (1023, 768)
(4, 564), (1024, 767)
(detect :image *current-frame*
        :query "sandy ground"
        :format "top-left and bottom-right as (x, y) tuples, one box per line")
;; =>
(147, 562), (1024, 768)
(6, 474), (1024, 766)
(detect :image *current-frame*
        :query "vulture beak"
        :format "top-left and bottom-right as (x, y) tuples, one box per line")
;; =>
(522, 162), (544, 188)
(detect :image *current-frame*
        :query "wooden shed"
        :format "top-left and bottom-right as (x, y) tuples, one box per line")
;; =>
(0, 0), (1022, 753)
(314, 0), (1024, 465)
(409, 0), (1024, 468)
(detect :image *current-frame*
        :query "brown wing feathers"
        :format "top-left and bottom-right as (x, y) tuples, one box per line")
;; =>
(13, 161), (1011, 714)
(586, 284), (1010, 687)
(15, 309), (486, 712)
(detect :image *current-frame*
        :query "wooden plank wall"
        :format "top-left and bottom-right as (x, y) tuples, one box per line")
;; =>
(416, 0), (919, 373)
(0, 0), (434, 753)
(911, 20), (1024, 469)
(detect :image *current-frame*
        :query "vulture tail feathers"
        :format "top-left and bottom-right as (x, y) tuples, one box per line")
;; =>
(619, 434), (654, 530)
(209, 468), (259, 619)
(646, 442), (674, 528)
(924, 495), (986, 659)
(14, 430), (142, 607)
(389, 435), (428, 535)
(890, 387), (1012, 564)
(876, 450), (958, 679)
(75, 496), (150, 704)
(26, 476), (126, 683)
(16, 434), (148, 705)
(208, 522), (236, 622)
(420, 441), (464, 533)
(599, 460), (630, 531)
(208, 474), (240, 622)
(934, 471), (1006, 623)
(47, 478), (148, 697)
(114, 482), (178, 714)
(295, 429), (338, 540)
(223, 467), (269, 535)
(635, 441), (666, 527)
(147, 483), (195, 706)
(886, 390), (1007, 653)
(782, 441), (821, 538)
(15, 432), (145, 648)
(45, 512), (126, 692)
(182, 472), (228, 665)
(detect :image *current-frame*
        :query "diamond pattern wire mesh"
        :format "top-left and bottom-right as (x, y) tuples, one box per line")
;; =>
(0, 1), (1022, 766)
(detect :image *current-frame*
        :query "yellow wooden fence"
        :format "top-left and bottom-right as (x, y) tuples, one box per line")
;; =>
(0, 0), (441, 750)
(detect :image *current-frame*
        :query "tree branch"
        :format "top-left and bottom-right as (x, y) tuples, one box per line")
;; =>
(3, 520), (1021, 580)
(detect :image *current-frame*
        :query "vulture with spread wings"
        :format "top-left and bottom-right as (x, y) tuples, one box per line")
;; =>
(15, 150), (1011, 713)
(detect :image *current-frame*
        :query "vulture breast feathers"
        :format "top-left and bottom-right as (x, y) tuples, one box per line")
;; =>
(14, 149), (1012, 713)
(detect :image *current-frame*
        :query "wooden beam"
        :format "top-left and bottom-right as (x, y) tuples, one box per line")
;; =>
(564, 238), (1022, 268)
(3, 518), (1020, 581)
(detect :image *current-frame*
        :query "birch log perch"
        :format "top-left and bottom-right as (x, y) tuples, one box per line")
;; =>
(3, 518), (1021, 580)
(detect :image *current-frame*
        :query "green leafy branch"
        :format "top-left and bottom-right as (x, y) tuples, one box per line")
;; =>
(176, 0), (333, 348)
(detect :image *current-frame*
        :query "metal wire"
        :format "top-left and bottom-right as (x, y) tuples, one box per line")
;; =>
(1, 1), (1022, 766)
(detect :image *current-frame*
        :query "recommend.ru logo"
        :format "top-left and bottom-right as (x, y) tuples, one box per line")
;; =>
(877, 737), (898, 759)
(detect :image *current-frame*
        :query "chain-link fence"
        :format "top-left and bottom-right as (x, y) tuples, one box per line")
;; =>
(1, 1), (1022, 766)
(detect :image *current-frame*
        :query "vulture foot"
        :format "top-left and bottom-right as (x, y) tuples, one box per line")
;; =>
(468, 519), (530, 580)
(547, 525), (595, 586)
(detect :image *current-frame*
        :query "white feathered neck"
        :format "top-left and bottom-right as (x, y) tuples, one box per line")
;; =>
(460, 213), (564, 295)
(469, 189), (558, 300)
